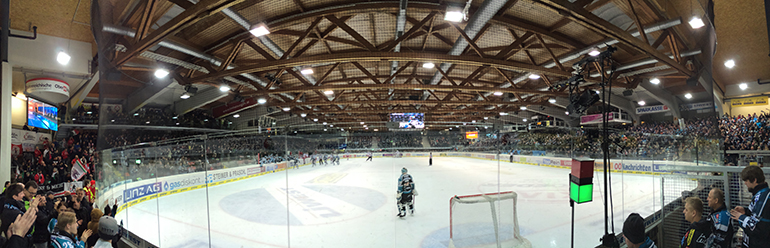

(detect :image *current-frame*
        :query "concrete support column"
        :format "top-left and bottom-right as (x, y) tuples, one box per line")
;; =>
(0, 62), (12, 183)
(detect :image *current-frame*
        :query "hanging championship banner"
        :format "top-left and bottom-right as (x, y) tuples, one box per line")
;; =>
(731, 96), (768, 107)
(680, 102), (715, 111)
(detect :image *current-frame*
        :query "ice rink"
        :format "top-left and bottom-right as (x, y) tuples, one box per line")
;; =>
(117, 156), (669, 248)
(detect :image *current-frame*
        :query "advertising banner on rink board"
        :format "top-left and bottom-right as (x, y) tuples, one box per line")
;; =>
(635, 105), (669, 115)
(731, 96), (768, 107)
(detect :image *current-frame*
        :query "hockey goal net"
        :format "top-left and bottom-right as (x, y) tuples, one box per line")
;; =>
(448, 191), (531, 248)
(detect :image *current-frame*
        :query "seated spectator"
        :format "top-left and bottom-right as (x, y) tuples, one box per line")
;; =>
(622, 213), (656, 248)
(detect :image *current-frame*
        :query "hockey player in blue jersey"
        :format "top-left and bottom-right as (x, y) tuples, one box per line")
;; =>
(397, 167), (416, 217)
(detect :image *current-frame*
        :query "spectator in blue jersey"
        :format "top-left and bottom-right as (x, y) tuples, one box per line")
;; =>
(681, 197), (711, 248)
(50, 211), (91, 248)
(705, 187), (734, 248)
(622, 213), (656, 248)
(731, 166), (770, 247)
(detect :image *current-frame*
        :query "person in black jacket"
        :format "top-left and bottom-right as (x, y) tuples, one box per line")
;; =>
(1, 184), (27, 235)
(681, 197), (711, 248)
(31, 195), (51, 248)
(731, 165), (770, 248)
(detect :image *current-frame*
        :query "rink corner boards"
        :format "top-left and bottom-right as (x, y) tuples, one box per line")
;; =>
(116, 162), (314, 214)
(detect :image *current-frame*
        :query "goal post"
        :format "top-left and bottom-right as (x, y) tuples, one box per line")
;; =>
(448, 191), (531, 248)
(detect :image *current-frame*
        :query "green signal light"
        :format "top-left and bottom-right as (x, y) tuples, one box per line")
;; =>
(570, 182), (593, 204)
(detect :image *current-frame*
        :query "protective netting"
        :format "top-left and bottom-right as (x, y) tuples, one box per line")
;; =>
(448, 192), (531, 248)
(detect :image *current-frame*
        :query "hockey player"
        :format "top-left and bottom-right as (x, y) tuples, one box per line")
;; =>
(334, 154), (340, 165)
(311, 154), (316, 167)
(397, 167), (416, 217)
(366, 152), (373, 162)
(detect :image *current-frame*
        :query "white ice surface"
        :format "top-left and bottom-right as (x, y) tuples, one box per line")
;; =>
(116, 157), (671, 248)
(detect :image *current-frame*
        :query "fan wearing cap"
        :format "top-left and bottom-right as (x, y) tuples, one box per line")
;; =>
(622, 213), (657, 248)
(93, 216), (119, 248)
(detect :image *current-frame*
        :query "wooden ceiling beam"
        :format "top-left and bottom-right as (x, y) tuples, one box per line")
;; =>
(134, 0), (159, 43)
(325, 15), (377, 51)
(191, 52), (574, 85)
(240, 83), (567, 97)
(281, 17), (323, 60)
(113, 0), (246, 66)
(218, 40), (244, 72)
(536, 0), (693, 77)
(381, 12), (438, 52)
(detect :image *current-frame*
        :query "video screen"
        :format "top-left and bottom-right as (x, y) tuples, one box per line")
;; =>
(28, 98), (58, 131)
(390, 113), (424, 129)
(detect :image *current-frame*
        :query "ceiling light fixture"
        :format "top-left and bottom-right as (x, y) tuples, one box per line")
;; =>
(588, 48), (601, 57)
(684, 93), (693, 99)
(528, 74), (541, 80)
(322, 122), (327, 125)
(324, 90), (334, 95)
(650, 78), (660, 85)
(249, 23), (270, 37)
(493, 91), (503, 96)
(282, 107), (290, 111)
(373, 129), (378, 131)
(740, 83), (748, 90)
(360, 122), (365, 125)
(233, 114), (240, 118)
(484, 117), (489, 120)
(219, 85), (230, 92)
(57, 51), (71, 65)
(523, 118), (527, 122)
(301, 68), (314, 75)
(257, 98), (267, 104)
(689, 17), (705, 29)
(548, 98), (557, 103)
(181, 93), (191, 99)
(724, 60), (735, 69)
(638, 101), (646, 106)
(301, 113), (307, 117)
(500, 112), (508, 116)
(154, 69), (169, 79)
(444, 7), (464, 22)
(422, 62), (435, 69)
(520, 106), (527, 110)
(313, 118), (318, 122)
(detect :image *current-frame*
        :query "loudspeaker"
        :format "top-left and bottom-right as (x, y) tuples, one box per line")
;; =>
(622, 89), (633, 96)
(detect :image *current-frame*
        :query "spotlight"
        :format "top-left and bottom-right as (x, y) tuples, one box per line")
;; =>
(484, 117), (488, 120)
(472, 120), (476, 123)
(154, 69), (169, 79)
(258, 98), (267, 104)
(219, 85), (230, 92)
(301, 68), (314, 75)
(373, 129), (378, 131)
(324, 129), (327, 131)
(444, 7), (464, 22)
(360, 122), (365, 125)
(233, 114), (240, 118)
(301, 113), (307, 117)
(313, 118), (318, 122)
(422, 62), (435, 69)
(638, 101), (646, 106)
(725, 60), (735, 69)
(588, 48), (601, 57)
(133, 113), (139, 116)
(523, 118), (527, 122)
(500, 112), (508, 116)
(330, 125), (333, 127)
(740, 83), (748, 90)
(323, 122), (327, 125)
(650, 78), (660, 85)
(548, 98), (556, 103)
(172, 116), (178, 119)
(520, 106), (527, 110)
(324, 90), (334, 95)
(14, 93), (26, 100)
(689, 17), (705, 29)
(56, 51), (71, 65)
(565, 111), (569, 115)
(283, 107), (290, 111)
(684, 93), (693, 99)
(528, 74), (541, 80)
(249, 23), (270, 37)
(180, 93), (190, 99)
(365, 127), (369, 130)
(493, 91), (503, 96)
